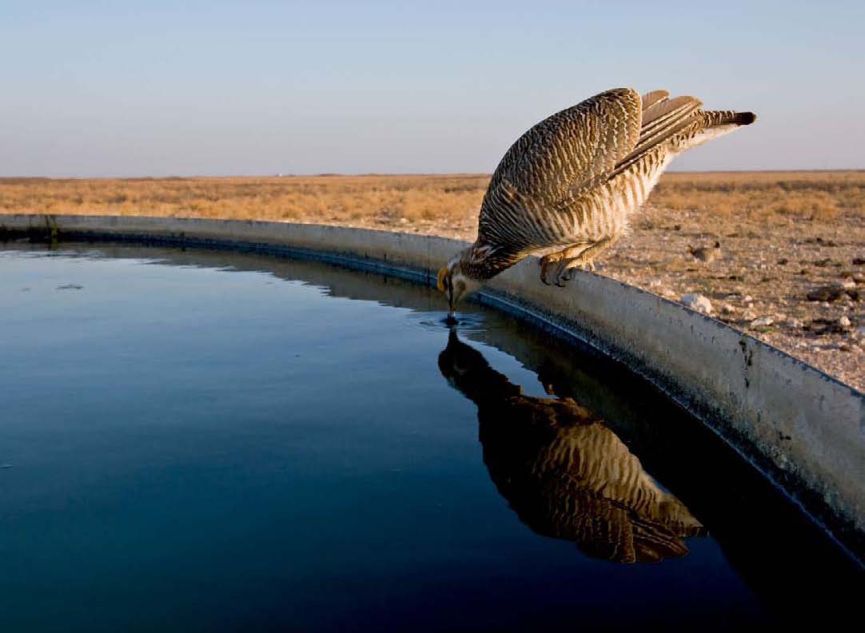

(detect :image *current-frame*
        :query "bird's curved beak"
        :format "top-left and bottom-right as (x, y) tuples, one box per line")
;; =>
(437, 268), (455, 317)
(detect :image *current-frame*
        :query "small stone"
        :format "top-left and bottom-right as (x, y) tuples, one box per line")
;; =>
(807, 317), (852, 335)
(786, 318), (804, 328)
(841, 278), (856, 290)
(681, 293), (713, 315)
(743, 295), (753, 303)
(721, 303), (736, 315)
(751, 316), (774, 328)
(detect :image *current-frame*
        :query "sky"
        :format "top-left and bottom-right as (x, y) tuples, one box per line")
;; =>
(2, 0), (864, 177)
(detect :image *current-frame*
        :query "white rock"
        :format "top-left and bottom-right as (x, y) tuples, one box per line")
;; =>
(839, 315), (852, 328)
(743, 295), (753, 303)
(681, 293), (713, 315)
(841, 278), (856, 290)
(750, 316), (774, 327)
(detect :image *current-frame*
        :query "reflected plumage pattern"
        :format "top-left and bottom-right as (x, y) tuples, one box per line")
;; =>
(437, 88), (755, 311)
(439, 331), (704, 563)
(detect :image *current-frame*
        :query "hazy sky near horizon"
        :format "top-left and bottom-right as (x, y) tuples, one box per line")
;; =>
(2, 1), (864, 177)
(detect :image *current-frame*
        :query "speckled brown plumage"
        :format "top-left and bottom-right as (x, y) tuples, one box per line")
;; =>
(454, 87), (756, 285)
(438, 332), (704, 563)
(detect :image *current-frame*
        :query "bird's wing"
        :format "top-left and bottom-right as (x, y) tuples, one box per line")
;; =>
(611, 92), (704, 175)
(478, 88), (642, 246)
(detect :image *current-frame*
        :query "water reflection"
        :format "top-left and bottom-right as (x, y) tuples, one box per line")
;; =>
(439, 330), (705, 563)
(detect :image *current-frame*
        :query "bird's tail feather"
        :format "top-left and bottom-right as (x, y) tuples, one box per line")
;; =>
(678, 109), (757, 152)
(613, 93), (756, 174)
(703, 110), (757, 128)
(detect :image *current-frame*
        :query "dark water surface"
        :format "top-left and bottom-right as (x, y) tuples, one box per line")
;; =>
(0, 244), (860, 631)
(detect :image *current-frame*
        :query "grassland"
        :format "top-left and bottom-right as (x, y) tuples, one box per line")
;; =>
(1, 171), (862, 236)
(2, 171), (863, 390)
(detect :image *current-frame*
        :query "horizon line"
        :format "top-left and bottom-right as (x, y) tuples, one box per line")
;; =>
(2, 168), (864, 182)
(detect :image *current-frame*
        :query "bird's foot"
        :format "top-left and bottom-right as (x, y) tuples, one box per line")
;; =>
(539, 246), (594, 286)
(561, 258), (595, 281)
(554, 258), (596, 286)
(554, 261), (574, 287)
(539, 254), (562, 286)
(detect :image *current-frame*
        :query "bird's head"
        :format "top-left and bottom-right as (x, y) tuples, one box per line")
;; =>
(437, 254), (480, 317)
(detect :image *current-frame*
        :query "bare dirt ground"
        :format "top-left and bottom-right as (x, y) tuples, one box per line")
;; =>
(2, 172), (863, 392)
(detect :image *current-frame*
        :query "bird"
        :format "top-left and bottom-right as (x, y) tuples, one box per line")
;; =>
(688, 240), (722, 263)
(437, 88), (756, 316)
(438, 331), (704, 563)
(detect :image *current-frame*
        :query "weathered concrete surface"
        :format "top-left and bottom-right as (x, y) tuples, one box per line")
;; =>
(2, 213), (864, 561)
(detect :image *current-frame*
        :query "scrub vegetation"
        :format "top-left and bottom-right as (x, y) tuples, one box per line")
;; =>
(1, 171), (861, 232)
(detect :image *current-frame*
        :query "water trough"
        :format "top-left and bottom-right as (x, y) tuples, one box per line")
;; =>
(2, 213), (864, 565)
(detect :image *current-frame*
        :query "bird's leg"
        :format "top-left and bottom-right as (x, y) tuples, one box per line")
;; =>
(556, 236), (619, 284)
(539, 244), (590, 286)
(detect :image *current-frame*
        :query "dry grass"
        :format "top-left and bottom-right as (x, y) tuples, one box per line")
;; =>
(0, 174), (488, 235)
(651, 171), (865, 222)
(1, 171), (862, 238)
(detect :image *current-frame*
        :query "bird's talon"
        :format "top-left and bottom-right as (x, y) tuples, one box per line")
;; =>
(554, 270), (570, 287)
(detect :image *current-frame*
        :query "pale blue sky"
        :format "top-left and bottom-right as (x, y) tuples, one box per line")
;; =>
(2, 1), (863, 176)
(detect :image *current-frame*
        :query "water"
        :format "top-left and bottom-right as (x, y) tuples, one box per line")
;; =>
(0, 243), (860, 631)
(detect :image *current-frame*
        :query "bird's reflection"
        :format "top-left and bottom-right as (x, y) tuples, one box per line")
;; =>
(439, 331), (705, 564)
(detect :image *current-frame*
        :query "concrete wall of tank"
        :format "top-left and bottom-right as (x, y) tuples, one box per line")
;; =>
(2, 213), (863, 562)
